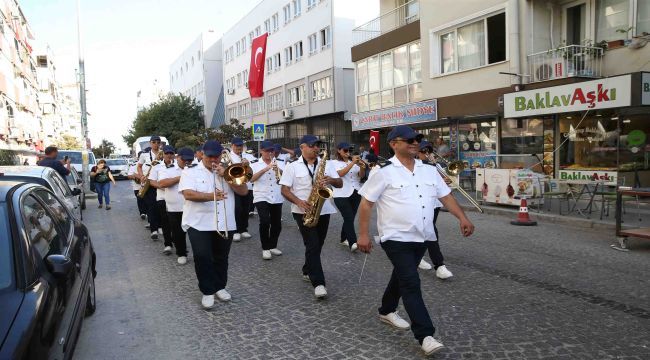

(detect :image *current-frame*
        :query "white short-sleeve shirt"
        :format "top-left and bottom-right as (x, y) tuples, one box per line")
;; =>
(250, 158), (285, 204)
(138, 150), (159, 172)
(332, 159), (362, 198)
(148, 163), (167, 201)
(127, 163), (140, 191)
(279, 156), (339, 215)
(179, 161), (237, 232)
(359, 156), (451, 243)
(158, 164), (184, 212)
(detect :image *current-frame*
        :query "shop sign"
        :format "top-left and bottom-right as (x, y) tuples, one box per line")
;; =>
(475, 169), (544, 207)
(642, 73), (650, 105)
(559, 170), (617, 185)
(351, 100), (437, 131)
(504, 75), (631, 118)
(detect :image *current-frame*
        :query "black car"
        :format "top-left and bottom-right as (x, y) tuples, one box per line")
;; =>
(0, 181), (97, 359)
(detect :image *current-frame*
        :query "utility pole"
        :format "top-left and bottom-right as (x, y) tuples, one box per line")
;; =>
(76, 0), (88, 148)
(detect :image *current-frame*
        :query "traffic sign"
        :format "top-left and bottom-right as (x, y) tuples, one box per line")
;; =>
(252, 123), (266, 141)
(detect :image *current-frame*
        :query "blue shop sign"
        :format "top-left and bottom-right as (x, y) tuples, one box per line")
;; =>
(352, 100), (438, 131)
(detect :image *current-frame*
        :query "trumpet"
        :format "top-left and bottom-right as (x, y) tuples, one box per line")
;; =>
(351, 154), (367, 169)
(220, 150), (253, 185)
(212, 163), (229, 239)
(272, 159), (281, 184)
(425, 150), (484, 213)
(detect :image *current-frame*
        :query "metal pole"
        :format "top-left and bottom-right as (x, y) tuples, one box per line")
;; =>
(77, 0), (90, 192)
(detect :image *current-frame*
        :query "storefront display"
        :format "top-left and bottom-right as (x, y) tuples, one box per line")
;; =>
(476, 168), (545, 206)
(457, 121), (497, 170)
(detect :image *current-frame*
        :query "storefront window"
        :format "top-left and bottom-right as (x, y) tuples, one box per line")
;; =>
(458, 121), (497, 170)
(559, 114), (619, 170)
(500, 118), (544, 155)
(618, 114), (650, 173)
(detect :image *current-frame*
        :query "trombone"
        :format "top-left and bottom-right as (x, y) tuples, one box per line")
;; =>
(425, 150), (484, 213)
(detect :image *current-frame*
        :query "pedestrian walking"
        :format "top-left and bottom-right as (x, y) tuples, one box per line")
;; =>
(37, 146), (71, 178)
(332, 142), (366, 252)
(90, 159), (116, 210)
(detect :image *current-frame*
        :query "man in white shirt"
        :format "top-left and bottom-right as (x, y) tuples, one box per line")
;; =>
(179, 140), (249, 310)
(127, 153), (147, 221)
(137, 136), (163, 240)
(149, 145), (175, 253)
(227, 137), (255, 242)
(156, 147), (193, 265)
(357, 126), (474, 356)
(280, 135), (343, 299)
(250, 140), (285, 260)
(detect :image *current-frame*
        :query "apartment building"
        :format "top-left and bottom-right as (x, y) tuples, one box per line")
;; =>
(352, 0), (650, 186)
(222, 0), (377, 149)
(169, 32), (225, 129)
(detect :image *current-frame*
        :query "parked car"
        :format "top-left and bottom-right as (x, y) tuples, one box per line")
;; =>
(0, 166), (83, 221)
(0, 181), (96, 359)
(65, 168), (86, 211)
(103, 158), (129, 180)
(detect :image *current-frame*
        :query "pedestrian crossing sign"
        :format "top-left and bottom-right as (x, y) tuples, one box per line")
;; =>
(252, 123), (266, 141)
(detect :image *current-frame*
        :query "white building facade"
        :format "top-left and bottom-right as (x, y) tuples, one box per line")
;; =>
(222, 0), (378, 149)
(169, 33), (225, 129)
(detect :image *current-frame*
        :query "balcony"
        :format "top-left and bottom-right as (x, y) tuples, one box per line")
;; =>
(352, 0), (419, 46)
(528, 45), (604, 83)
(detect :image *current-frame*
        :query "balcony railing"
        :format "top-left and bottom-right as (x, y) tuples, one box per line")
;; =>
(352, 0), (419, 46)
(528, 45), (604, 83)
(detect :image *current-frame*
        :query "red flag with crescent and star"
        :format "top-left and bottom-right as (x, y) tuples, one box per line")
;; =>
(369, 130), (379, 155)
(248, 33), (268, 98)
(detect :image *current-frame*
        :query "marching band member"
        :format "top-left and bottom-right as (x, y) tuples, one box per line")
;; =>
(332, 142), (366, 252)
(228, 137), (255, 242)
(149, 145), (175, 254)
(250, 140), (285, 260)
(280, 135), (342, 299)
(127, 151), (147, 221)
(179, 140), (248, 309)
(357, 125), (474, 356)
(194, 148), (204, 165)
(274, 143), (292, 163)
(137, 136), (162, 240)
(156, 147), (194, 265)
(416, 141), (453, 279)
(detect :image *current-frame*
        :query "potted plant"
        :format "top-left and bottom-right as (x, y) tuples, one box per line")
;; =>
(609, 27), (634, 48)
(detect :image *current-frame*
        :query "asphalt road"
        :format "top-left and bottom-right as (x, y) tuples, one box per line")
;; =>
(73, 180), (650, 359)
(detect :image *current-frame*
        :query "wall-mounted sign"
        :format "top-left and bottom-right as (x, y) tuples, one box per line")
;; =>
(642, 72), (650, 105)
(352, 100), (437, 131)
(558, 169), (617, 185)
(504, 75), (632, 118)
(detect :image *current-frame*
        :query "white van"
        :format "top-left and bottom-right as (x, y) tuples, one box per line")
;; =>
(56, 150), (97, 192)
(132, 136), (169, 157)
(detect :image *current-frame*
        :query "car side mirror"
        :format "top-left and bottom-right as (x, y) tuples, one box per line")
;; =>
(45, 254), (73, 278)
(72, 188), (81, 196)
(76, 179), (83, 185)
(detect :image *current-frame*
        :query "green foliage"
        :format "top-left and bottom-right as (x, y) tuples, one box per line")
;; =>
(210, 119), (252, 144)
(0, 149), (18, 165)
(92, 139), (116, 159)
(54, 134), (84, 150)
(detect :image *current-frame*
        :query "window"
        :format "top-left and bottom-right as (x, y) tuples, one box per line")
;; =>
(243, 70), (249, 86)
(311, 76), (333, 101)
(367, 56), (380, 92)
(308, 0), (317, 10)
(253, 98), (265, 115)
(500, 118), (544, 155)
(237, 73), (242, 88)
(283, 4), (291, 24)
(264, 19), (271, 33)
(639, 0), (650, 34)
(273, 53), (281, 71)
(255, 26), (261, 36)
(394, 45), (408, 86)
(228, 107), (238, 119)
(267, 93), (284, 111)
(294, 41), (304, 61)
(241, 37), (247, 53)
(436, 11), (505, 74)
(409, 43), (421, 82)
(381, 53), (393, 88)
(596, 0), (631, 42)
(308, 33), (318, 54)
(22, 195), (62, 258)
(293, 0), (301, 17)
(266, 58), (273, 74)
(249, 31), (254, 47)
(284, 46), (293, 65)
(320, 26), (331, 49)
(239, 103), (250, 117)
(236, 41), (241, 56)
(287, 85), (305, 106)
(34, 189), (72, 236)
(272, 13), (279, 32)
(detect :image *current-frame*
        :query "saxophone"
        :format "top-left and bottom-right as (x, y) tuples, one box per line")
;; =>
(137, 150), (163, 198)
(302, 150), (333, 228)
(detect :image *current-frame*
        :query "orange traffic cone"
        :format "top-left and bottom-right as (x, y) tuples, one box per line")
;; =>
(511, 198), (537, 226)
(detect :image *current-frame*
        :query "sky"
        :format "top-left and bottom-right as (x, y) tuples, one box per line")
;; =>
(21, 0), (262, 153)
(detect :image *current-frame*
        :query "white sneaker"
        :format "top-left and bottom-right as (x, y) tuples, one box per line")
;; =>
(350, 243), (358, 253)
(418, 259), (432, 270)
(241, 232), (252, 239)
(140, 214), (146, 220)
(435, 265), (453, 279)
(248, 211), (254, 216)
(340, 240), (349, 247)
(421, 336), (444, 355)
(262, 250), (272, 260)
(270, 248), (282, 256)
(163, 246), (172, 255)
(158, 228), (163, 234)
(216, 289), (231, 302)
(233, 233), (241, 242)
(177, 256), (187, 265)
(150, 231), (158, 240)
(201, 295), (215, 309)
(379, 312), (411, 330)
(314, 285), (327, 298)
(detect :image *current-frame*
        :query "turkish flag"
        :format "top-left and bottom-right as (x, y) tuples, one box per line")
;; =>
(369, 130), (379, 155)
(248, 33), (268, 98)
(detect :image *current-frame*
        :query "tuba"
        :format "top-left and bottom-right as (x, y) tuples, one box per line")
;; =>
(303, 150), (334, 227)
(137, 150), (163, 198)
(220, 150), (253, 186)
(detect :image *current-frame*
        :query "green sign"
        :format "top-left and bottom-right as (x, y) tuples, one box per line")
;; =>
(627, 130), (646, 147)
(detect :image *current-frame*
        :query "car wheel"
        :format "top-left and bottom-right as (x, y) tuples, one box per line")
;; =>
(81, 193), (86, 210)
(85, 272), (96, 316)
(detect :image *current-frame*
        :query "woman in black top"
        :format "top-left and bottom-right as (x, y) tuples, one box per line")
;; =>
(90, 159), (116, 210)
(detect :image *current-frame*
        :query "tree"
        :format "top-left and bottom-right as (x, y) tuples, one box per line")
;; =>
(211, 119), (253, 144)
(92, 139), (116, 159)
(54, 134), (84, 150)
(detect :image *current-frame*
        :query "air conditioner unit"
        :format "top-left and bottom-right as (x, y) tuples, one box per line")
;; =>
(227, 88), (235, 95)
(533, 58), (565, 82)
(282, 109), (293, 119)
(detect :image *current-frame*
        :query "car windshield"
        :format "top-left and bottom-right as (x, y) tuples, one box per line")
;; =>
(65, 171), (77, 186)
(0, 204), (13, 291)
(56, 151), (82, 163)
(105, 159), (127, 166)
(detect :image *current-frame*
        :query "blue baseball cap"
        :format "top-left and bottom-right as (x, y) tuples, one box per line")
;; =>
(177, 147), (195, 161)
(231, 137), (244, 146)
(150, 135), (161, 142)
(273, 143), (282, 152)
(299, 135), (321, 146)
(202, 140), (224, 157)
(337, 142), (351, 150)
(163, 145), (175, 154)
(387, 125), (423, 142)
(419, 141), (433, 151)
(260, 140), (275, 151)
